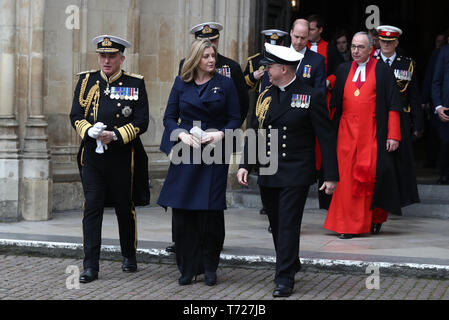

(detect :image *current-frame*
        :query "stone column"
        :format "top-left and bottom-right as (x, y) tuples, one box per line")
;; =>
(21, 0), (52, 221)
(0, 0), (21, 222)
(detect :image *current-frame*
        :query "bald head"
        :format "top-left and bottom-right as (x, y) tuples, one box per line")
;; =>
(290, 19), (310, 52)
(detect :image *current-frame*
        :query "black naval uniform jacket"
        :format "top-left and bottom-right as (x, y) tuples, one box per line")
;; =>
(240, 78), (339, 188)
(378, 55), (424, 132)
(379, 54), (423, 213)
(243, 52), (264, 90)
(70, 70), (150, 207)
(179, 54), (249, 124)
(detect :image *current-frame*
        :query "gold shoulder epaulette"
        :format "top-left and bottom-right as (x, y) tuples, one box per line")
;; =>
(247, 53), (261, 61)
(76, 69), (99, 76)
(124, 72), (144, 79)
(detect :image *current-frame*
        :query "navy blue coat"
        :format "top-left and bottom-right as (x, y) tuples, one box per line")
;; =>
(432, 44), (449, 143)
(158, 74), (241, 210)
(296, 48), (326, 96)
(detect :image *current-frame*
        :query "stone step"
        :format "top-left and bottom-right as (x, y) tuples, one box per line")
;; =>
(227, 183), (449, 219)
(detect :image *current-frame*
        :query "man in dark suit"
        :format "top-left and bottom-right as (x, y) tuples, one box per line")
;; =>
(70, 35), (150, 283)
(432, 43), (449, 184)
(237, 43), (338, 298)
(290, 19), (326, 95)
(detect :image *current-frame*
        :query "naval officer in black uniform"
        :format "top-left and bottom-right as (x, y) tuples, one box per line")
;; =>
(70, 35), (150, 283)
(244, 29), (288, 92)
(375, 25), (422, 223)
(237, 43), (338, 297)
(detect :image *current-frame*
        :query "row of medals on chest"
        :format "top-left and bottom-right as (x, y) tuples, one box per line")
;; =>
(103, 83), (135, 117)
(104, 83), (139, 100)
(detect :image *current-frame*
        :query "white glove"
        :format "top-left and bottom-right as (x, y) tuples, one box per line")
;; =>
(96, 140), (108, 154)
(88, 122), (107, 154)
(88, 122), (107, 139)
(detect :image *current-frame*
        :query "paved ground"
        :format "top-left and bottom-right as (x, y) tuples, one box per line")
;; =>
(1, 254), (449, 302)
(1, 207), (449, 305)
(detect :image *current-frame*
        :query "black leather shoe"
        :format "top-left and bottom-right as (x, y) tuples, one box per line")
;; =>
(436, 177), (449, 185)
(371, 223), (382, 234)
(339, 233), (354, 239)
(204, 272), (217, 286)
(268, 226), (272, 233)
(259, 208), (267, 215)
(122, 257), (137, 273)
(272, 284), (293, 298)
(166, 244), (176, 253)
(79, 268), (98, 283)
(178, 275), (196, 286)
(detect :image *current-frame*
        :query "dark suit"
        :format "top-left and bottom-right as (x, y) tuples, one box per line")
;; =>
(240, 77), (338, 288)
(295, 48), (327, 96)
(422, 48), (442, 167)
(70, 70), (150, 271)
(432, 44), (449, 180)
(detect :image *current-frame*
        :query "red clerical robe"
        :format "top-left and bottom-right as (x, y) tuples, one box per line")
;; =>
(308, 40), (341, 172)
(324, 58), (401, 234)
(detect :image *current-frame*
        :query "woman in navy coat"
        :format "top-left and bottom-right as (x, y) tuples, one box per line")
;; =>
(158, 39), (241, 286)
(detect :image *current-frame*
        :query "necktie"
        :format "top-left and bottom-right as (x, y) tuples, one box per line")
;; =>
(386, 58), (391, 66)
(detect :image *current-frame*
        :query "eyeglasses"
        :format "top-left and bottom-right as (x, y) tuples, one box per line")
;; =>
(350, 44), (367, 51)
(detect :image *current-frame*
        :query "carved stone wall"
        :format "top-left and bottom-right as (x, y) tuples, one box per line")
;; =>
(0, 0), (252, 220)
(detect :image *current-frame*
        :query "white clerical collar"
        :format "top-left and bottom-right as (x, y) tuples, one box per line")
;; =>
(380, 52), (396, 66)
(279, 76), (297, 91)
(310, 42), (318, 53)
(352, 57), (371, 83)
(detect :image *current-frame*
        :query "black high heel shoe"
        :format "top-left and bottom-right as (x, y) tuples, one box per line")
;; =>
(204, 272), (217, 286)
(178, 274), (197, 286)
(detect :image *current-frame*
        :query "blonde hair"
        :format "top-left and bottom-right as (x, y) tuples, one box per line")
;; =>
(181, 38), (217, 82)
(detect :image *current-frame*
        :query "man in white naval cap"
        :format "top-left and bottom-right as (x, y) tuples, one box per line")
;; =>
(237, 43), (338, 297)
(70, 35), (150, 283)
(244, 29), (289, 224)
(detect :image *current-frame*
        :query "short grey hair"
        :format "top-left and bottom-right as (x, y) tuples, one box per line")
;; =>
(353, 31), (373, 47)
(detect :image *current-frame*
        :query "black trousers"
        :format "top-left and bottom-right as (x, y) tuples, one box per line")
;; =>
(259, 185), (309, 288)
(81, 152), (136, 271)
(172, 209), (224, 279)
